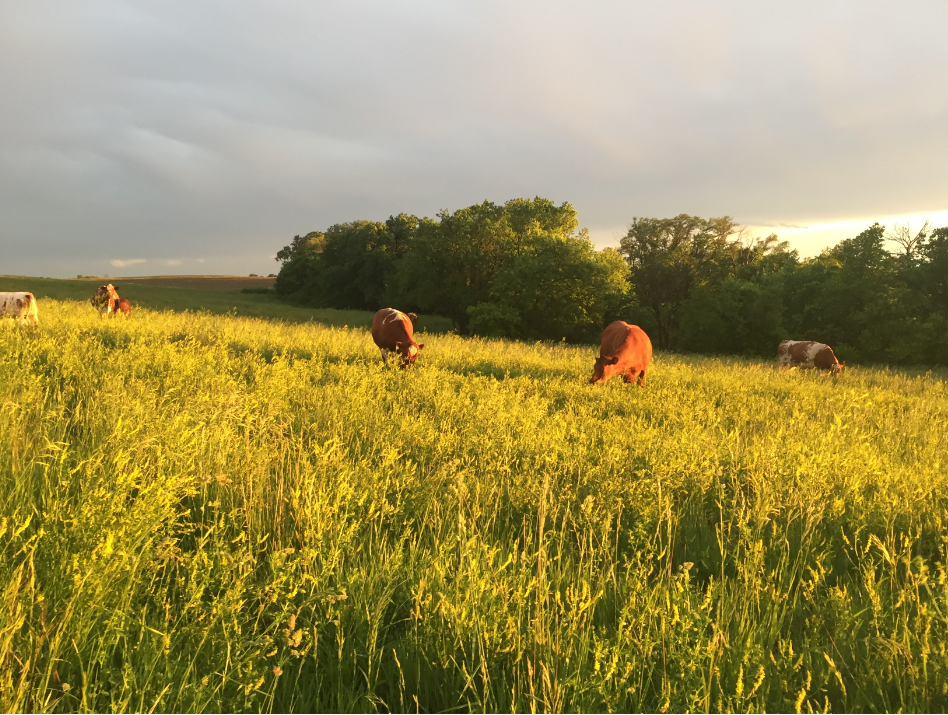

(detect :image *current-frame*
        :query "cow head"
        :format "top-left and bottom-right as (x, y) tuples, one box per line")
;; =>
(395, 341), (425, 368)
(590, 355), (619, 384)
(832, 360), (845, 378)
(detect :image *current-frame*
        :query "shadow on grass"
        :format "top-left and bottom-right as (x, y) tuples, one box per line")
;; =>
(440, 357), (585, 383)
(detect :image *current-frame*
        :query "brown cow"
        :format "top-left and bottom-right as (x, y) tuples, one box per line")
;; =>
(371, 308), (425, 368)
(590, 321), (653, 386)
(114, 297), (132, 317)
(778, 340), (844, 377)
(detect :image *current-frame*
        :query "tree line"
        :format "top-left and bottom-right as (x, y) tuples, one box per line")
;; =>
(274, 197), (948, 365)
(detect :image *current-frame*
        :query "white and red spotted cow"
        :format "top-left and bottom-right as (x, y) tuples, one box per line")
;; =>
(778, 340), (845, 377)
(91, 284), (120, 318)
(371, 308), (424, 368)
(591, 321), (653, 386)
(0, 292), (39, 326)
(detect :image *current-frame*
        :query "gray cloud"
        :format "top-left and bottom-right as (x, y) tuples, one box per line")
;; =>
(2, 1), (947, 276)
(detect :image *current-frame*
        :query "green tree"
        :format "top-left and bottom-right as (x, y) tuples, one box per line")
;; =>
(467, 235), (632, 343)
(274, 217), (419, 310)
(273, 231), (325, 301)
(318, 221), (395, 310)
(677, 279), (785, 356)
(391, 198), (580, 332)
(618, 215), (791, 348)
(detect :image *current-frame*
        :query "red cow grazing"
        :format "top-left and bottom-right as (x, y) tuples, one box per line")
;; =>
(371, 308), (425, 368)
(591, 321), (653, 386)
(778, 340), (845, 377)
(114, 297), (132, 317)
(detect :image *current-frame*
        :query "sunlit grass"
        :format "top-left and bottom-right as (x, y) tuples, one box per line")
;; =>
(2, 300), (948, 712)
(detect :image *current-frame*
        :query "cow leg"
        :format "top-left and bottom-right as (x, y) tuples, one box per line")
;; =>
(637, 370), (647, 387)
(380, 348), (389, 366)
(623, 368), (636, 383)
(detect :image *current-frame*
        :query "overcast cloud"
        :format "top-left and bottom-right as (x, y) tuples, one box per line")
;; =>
(2, 1), (947, 277)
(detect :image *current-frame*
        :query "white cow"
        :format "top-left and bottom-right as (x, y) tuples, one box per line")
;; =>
(0, 292), (39, 326)
(778, 339), (844, 377)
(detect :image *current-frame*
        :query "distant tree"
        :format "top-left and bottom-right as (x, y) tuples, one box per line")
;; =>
(781, 224), (915, 363)
(274, 218), (419, 309)
(618, 215), (792, 348)
(318, 221), (396, 310)
(273, 231), (325, 300)
(467, 235), (632, 342)
(677, 279), (785, 356)
(886, 219), (930, 259)
(729, 231), (798, 281)
(384, 213), (419, 259)
(391, 198), (580, 332)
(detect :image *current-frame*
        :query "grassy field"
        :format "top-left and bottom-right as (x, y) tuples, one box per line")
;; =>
(2, 297), (948, 712)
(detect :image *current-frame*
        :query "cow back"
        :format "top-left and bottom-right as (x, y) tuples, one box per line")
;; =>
(778, 340), (841, 373)
(372, 308), (414, 349)
(0, 292), (39, 325)
(601, 321), (652, 365)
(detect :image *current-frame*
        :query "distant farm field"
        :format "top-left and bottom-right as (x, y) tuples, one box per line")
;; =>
(105, 275), (277, 290)
(2, 299), (948, 712)
(0, 275), (451, 332)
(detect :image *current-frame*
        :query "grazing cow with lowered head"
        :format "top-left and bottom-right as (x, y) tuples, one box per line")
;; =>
(371, 308), (425, 368)
(778, 340), (845, 377)
(591, 321), (652, 386)
(91, 284), (120, 318)
(0, 292), (39, 326)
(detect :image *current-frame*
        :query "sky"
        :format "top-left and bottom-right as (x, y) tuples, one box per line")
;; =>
(2, 1), (947, 278)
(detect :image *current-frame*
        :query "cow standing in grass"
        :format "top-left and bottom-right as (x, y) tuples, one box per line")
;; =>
(778, 340), (845, 377)
(0, 292), (39, 326)
(371, 308), (424, 368)
(91, 284), (121, 318)
(590, 321), (652, 386)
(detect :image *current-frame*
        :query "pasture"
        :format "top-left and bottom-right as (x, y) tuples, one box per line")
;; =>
(0, 275), (451, 333)
(2, 297), (948, 712)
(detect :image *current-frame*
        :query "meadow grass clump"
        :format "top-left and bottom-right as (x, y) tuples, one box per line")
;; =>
(2, 299), (948, 712)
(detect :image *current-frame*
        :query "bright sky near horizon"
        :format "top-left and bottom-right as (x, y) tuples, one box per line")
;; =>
(2, 2), (947, 278)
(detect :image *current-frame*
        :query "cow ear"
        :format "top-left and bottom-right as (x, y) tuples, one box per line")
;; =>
(609, 357), (619, 365)
(417, 343), (425, 350)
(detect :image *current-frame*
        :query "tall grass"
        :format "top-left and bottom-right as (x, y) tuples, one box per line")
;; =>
(2, 300), (948, 712)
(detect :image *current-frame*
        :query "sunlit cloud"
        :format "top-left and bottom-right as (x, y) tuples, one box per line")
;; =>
(748, 209), (948, 257)
(110, 258), (147, 268)
(751, 209), (948, 237)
